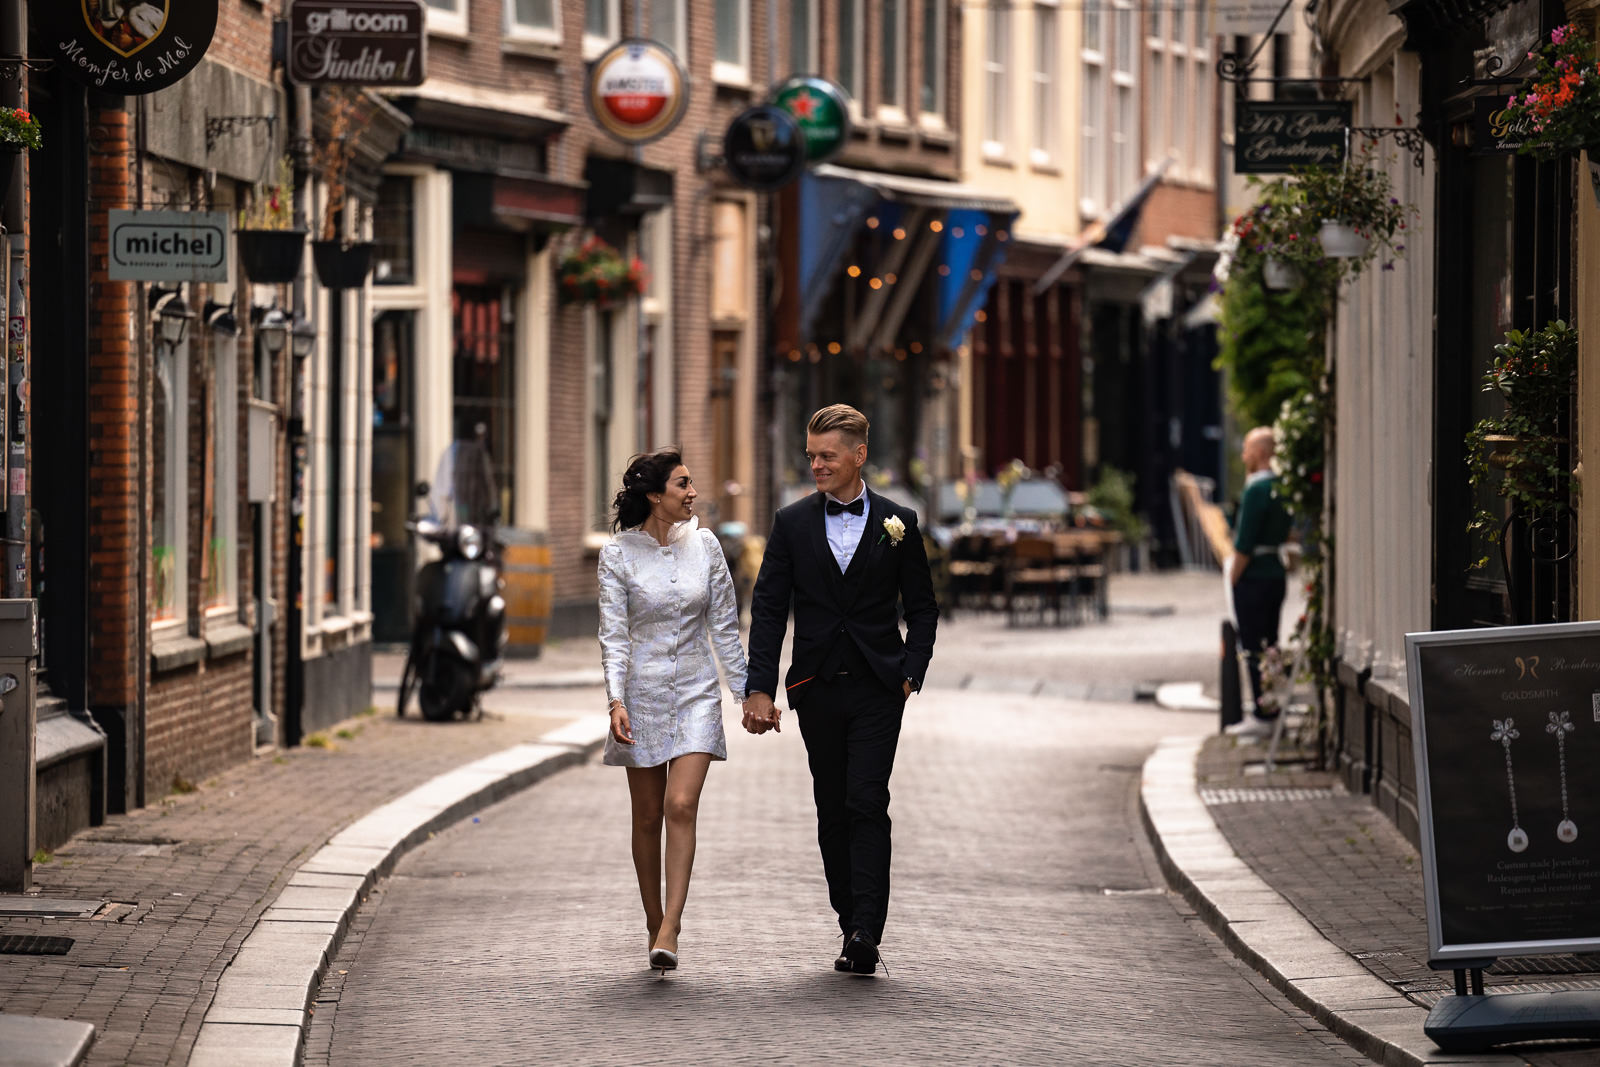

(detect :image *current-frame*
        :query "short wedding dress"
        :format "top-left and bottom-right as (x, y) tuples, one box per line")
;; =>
(598, 517), (748, 768)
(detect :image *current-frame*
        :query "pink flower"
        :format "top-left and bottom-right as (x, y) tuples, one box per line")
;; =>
(1552, 25), (1568, 44)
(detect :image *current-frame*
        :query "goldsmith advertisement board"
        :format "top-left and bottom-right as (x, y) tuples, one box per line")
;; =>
(1472, 96), (1532, 154)
(1233, 101), (1351, 174)
(1407, 623), (1600, 962)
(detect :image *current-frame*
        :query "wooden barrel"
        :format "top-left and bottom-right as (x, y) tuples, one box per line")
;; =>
(501, 530), (552, 658)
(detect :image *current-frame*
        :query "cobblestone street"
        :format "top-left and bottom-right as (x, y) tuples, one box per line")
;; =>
(309, 677), (1360, 1065)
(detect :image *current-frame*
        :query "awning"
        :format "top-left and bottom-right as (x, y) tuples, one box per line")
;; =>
(810, 163), (1022, 215)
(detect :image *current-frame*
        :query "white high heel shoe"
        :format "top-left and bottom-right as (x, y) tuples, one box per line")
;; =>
(649, 947), (678, 972)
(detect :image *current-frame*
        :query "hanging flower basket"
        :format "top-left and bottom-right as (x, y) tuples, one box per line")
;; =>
(557, 237), (647, 307)
(0, 107), (42, 152)
(237, 228), (307, 284)
(1261, 257), (1302, 290)
(1317, 221), (1369, 259)
(311, 240), (375, 290)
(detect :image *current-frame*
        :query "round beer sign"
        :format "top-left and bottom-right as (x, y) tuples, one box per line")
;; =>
(771, 76), (852, 163)
(722, 105), (807, 191)
(586, 39), (689, 146)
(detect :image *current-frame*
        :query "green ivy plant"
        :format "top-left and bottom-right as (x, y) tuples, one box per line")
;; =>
(1464, 319), (1578, 567)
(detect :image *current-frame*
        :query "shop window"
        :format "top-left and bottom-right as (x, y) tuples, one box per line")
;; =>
(714, 0), (748, 85)
(1110, 0), (1138, 203)
(920, 0), (945, 122)
(790, 0), (817, 77)
(506, 0), (558, 42)
(1032, 2), (1059, 166)
(983, 2), (1010, 156)
(153, 335), (189, 628)
(584, 0), (618, 57)
(453, 286), (517, 524)
(205, 334), (239, 614)
(880, 0), (906, 118)
(373, 176), (415, 286)
(650, 0), (686, 60)
(838, 0), (863, 110)
(424, 0), (468, 36)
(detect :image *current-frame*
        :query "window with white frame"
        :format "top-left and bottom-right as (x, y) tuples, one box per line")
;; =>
(838, 0), (863, 109)
(153, 330), (188, 628)
(880, 0), (906, 117)
(1110, 0), (1137, 203)
(1188, 5), (1214, 183)
(1146, 6), (1172, 168)
(920, 0), (946, 122)
(584, 0), (618, 57)
(424, 0), (468, 36)
(1032, 2), (1059, 165)
(789, 0), (817, 75)
(205, 334), (239, 615)
(983, 1), (1010, 155)
(714, 0), (749, 84)
(651, 0), (687, 61)
(506, 0), (558, 43)
(1081, 0), (1107, 213)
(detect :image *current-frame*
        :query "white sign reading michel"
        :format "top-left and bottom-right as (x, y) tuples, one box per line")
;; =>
(1407, 621), (1600, 963)
(108, 210), (230, 283)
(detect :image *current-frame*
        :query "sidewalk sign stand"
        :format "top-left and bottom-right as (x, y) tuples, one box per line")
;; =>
(1406, 622), (1600, 1052)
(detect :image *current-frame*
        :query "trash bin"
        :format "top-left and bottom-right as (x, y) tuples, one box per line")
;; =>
(0, 598), (39, 891)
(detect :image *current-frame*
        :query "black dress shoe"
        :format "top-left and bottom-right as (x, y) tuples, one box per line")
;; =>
(834, 933), (852, 972)
(842, 929), (879, 975)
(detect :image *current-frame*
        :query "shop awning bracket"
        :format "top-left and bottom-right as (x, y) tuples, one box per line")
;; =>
(0, 56), (55, 80)
(206, 114), (277, 154)
(1349, 125), (1428, 169)
(1459, 51), (1535, 88)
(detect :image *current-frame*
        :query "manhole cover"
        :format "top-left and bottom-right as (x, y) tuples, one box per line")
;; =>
(1199, 786), (1338, 805)
(0, 897), (105, 918)
(0, 935), (74, 955)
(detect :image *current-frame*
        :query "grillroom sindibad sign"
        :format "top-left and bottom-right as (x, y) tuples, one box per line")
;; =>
(1407, 622), (1600, 962)
(288, 0), (426, 87)
(108, 210), (229, 283)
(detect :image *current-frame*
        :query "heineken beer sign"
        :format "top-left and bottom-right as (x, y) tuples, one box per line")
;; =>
(772, 76), (852, 163)
(586, 39), (689, 146)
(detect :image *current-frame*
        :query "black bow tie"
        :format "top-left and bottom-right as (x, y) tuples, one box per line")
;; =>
(826, 498), (865, 517)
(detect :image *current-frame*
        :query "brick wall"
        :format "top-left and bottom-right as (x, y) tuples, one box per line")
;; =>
(144, 656), (253, 797)
(1137, 184), (1220, 248)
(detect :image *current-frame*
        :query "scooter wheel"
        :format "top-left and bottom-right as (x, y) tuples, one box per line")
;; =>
(419, 655), (474, 722)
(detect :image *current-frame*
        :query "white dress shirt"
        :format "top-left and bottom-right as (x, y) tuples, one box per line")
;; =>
(824, 482), (869, 572)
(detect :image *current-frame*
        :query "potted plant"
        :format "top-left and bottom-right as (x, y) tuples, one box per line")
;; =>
(556, 236), (647, 307)
(236, 156), (305, 285)
(310, 89), (375, 290)
(1292, 146), (1413, 270)
(1464, 319), (1578, 565)
(0, 106), (40, 201)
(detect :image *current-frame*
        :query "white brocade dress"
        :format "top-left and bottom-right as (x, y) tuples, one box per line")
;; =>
(598, 517), (748, 768)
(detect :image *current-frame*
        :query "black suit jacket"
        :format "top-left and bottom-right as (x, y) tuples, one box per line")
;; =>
(746, 489), (939, 709)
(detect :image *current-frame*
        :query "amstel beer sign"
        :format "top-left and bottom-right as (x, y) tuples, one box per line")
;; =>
(585, 39), (689, 146)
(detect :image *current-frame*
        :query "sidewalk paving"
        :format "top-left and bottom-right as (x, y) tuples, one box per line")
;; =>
(0, 687), (604, 1066)
(1143, 729), (1600, 1066)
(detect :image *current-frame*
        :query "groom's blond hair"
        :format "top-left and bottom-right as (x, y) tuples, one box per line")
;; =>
(807, 404), (869, 448)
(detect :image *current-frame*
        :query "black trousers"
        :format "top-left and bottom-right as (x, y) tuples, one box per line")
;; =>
(1234, 574), (1286, 715)
(796, 668), (904, 944)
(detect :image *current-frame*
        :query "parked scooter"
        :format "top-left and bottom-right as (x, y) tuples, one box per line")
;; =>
(397, 481), (507, 722)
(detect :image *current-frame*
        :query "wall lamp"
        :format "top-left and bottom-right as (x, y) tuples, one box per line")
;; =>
(148, 285), (194, 347)
(290, 313), (316, 361)
(251, 305), (290, 356)
(204, 299), (240, 337)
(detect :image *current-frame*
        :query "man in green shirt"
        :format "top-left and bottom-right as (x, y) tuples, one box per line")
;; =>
(1229, 426), (1292, 734)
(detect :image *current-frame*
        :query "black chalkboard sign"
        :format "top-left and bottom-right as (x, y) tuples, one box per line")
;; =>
(1408, 623), (1600, 962)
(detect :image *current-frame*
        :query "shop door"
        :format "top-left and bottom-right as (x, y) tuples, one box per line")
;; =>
(371, 310), (415, 643)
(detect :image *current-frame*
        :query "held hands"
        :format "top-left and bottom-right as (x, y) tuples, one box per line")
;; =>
(742, 692), (780, 735)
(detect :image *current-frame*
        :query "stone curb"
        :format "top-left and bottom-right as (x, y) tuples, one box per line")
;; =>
(1138, 736), (1522, 1067)
(186, 715), (610, 1067)
(372, 669), (608, 692)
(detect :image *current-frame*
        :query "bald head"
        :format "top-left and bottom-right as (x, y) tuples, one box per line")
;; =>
(1242, 427), (1276, 474)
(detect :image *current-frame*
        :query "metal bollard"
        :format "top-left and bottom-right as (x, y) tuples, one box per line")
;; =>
(0, 598), (38, 892)
(1220, 619), (1243, 730)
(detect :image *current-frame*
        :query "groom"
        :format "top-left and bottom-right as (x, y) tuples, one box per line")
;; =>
(743, 403), (939, 976)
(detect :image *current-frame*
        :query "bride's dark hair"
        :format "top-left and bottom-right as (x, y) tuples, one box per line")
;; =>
(611, 450), (684, 532)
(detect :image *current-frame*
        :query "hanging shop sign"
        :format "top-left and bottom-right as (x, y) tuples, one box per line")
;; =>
(1472, 96), (1532, 154)
(1233, 101), (1352, 174)
(585, 39), (689, 146)
(43, 1), (217, 95)
(1407, 622), (1600, 963)
(722, 105), (806, 191)
(108, 210), (229, 282)
(771, 76), (852, 163)
(287, 0), (426, 87)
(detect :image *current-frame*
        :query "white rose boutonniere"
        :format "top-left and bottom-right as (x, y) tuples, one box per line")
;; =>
(881, 515), (906, 546)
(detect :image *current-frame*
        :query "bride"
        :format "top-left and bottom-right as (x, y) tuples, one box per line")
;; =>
(597, 450), (748, 974)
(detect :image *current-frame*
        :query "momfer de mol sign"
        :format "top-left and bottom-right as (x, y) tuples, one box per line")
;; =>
(585, 39), (689, 146)
(288, 1), (426, 88)
(43, 1), (218, 95)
